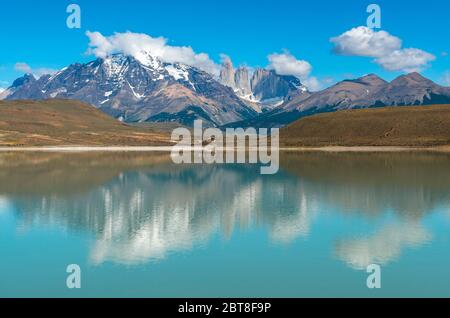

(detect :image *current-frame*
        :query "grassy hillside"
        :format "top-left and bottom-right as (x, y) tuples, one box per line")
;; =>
(281, 105), (450, 147)
(0, 99), (172, 146)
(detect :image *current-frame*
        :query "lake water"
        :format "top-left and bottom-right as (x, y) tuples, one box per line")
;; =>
(0, 151), (449, 297)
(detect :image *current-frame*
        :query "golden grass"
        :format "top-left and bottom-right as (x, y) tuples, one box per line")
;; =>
(281, 105), (450, 147)
(0, 99), (172, 146)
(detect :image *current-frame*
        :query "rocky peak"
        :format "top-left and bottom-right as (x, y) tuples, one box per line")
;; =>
(391, 72), (435, 87)
(250, 68), (271, 90)
(12, 73), (36, 88)
(251, 69), (305, 102)
(219, 57), (236, 89)
(357, 74), (388, 86)
(234, 67), (252, 96)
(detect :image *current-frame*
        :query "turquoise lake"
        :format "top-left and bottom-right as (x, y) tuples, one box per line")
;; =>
(0, 151), (449, 297)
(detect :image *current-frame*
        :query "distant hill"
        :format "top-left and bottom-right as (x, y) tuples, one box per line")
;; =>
(0, 99), (171, 146)
(281, 105), (450, 147)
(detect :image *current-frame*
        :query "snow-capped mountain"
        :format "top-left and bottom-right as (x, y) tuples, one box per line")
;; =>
(2, 53), (258, 127)
(219, 57), (309, 111)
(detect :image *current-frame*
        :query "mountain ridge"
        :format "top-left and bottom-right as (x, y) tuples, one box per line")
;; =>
(229, 72), (450, 128)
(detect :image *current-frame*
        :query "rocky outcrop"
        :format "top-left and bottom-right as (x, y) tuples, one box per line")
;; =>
(234, 67), (252, 96)
(251, 68), (305, 102)
(219, 56), (236, 90)
(219, 57), (308, 110)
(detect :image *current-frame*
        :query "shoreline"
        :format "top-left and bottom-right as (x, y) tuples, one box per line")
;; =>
(280, 146), (450, 152)
(1, 145), (450, 153)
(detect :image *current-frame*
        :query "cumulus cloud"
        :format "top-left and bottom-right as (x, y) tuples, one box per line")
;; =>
(330, 26), (435, 73)
(86, 31), (220, 76)
(376, 48), (436, 73)
(14, 62), (57, 78)
(301, 77), (322, 91)
(14, 62), (32, 73)
(331, 26), (402, 58)
(267, 52), (322, 91)
(268, 52), (312, 79)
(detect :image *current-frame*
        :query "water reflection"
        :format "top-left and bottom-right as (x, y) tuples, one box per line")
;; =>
(1, 151), (449, 268)
(335, 221), (432, 269)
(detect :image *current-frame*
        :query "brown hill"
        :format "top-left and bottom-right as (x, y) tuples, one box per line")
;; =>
(281, 105), (450, 147)
(0, 99), (172, 146)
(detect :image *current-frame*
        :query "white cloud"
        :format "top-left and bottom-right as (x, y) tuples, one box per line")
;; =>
(267, 52), (312, 79)
(14, 62), (57, 78)
(302, 77), (322, 91)
(330, 26), (435, 73)
(267, 52), (322, 91)
(376, 48), (436, 73)
(15, 62), (32, 74)
(331, 26), (402, 58)
(86, 31), (220, 76)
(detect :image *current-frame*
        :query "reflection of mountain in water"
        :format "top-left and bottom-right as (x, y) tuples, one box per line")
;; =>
(16, 167), (316, 264)
(4, 152), (316, 265)
(2, 152), (450, 267)
(281, 152), (450, 219)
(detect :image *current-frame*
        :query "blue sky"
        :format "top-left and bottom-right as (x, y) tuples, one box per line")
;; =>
(0, 0), (449, 90)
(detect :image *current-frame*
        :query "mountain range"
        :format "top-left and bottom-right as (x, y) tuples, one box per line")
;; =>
(0, 53), (305, 127)
(230, 72), (450, 128)
(0, 53), (259, 127)
(1, 51), (450, 128)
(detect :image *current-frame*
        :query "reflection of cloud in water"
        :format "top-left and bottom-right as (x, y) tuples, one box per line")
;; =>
(335, 222), (432, 270)
(91, 207), (213, 265)
(3, 151), (450, 267)
(0, 196), (12, 213)
(89, 171), (318, 265)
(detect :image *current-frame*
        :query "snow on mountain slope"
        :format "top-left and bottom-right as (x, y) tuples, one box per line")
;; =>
(5, 53), (258, 127)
